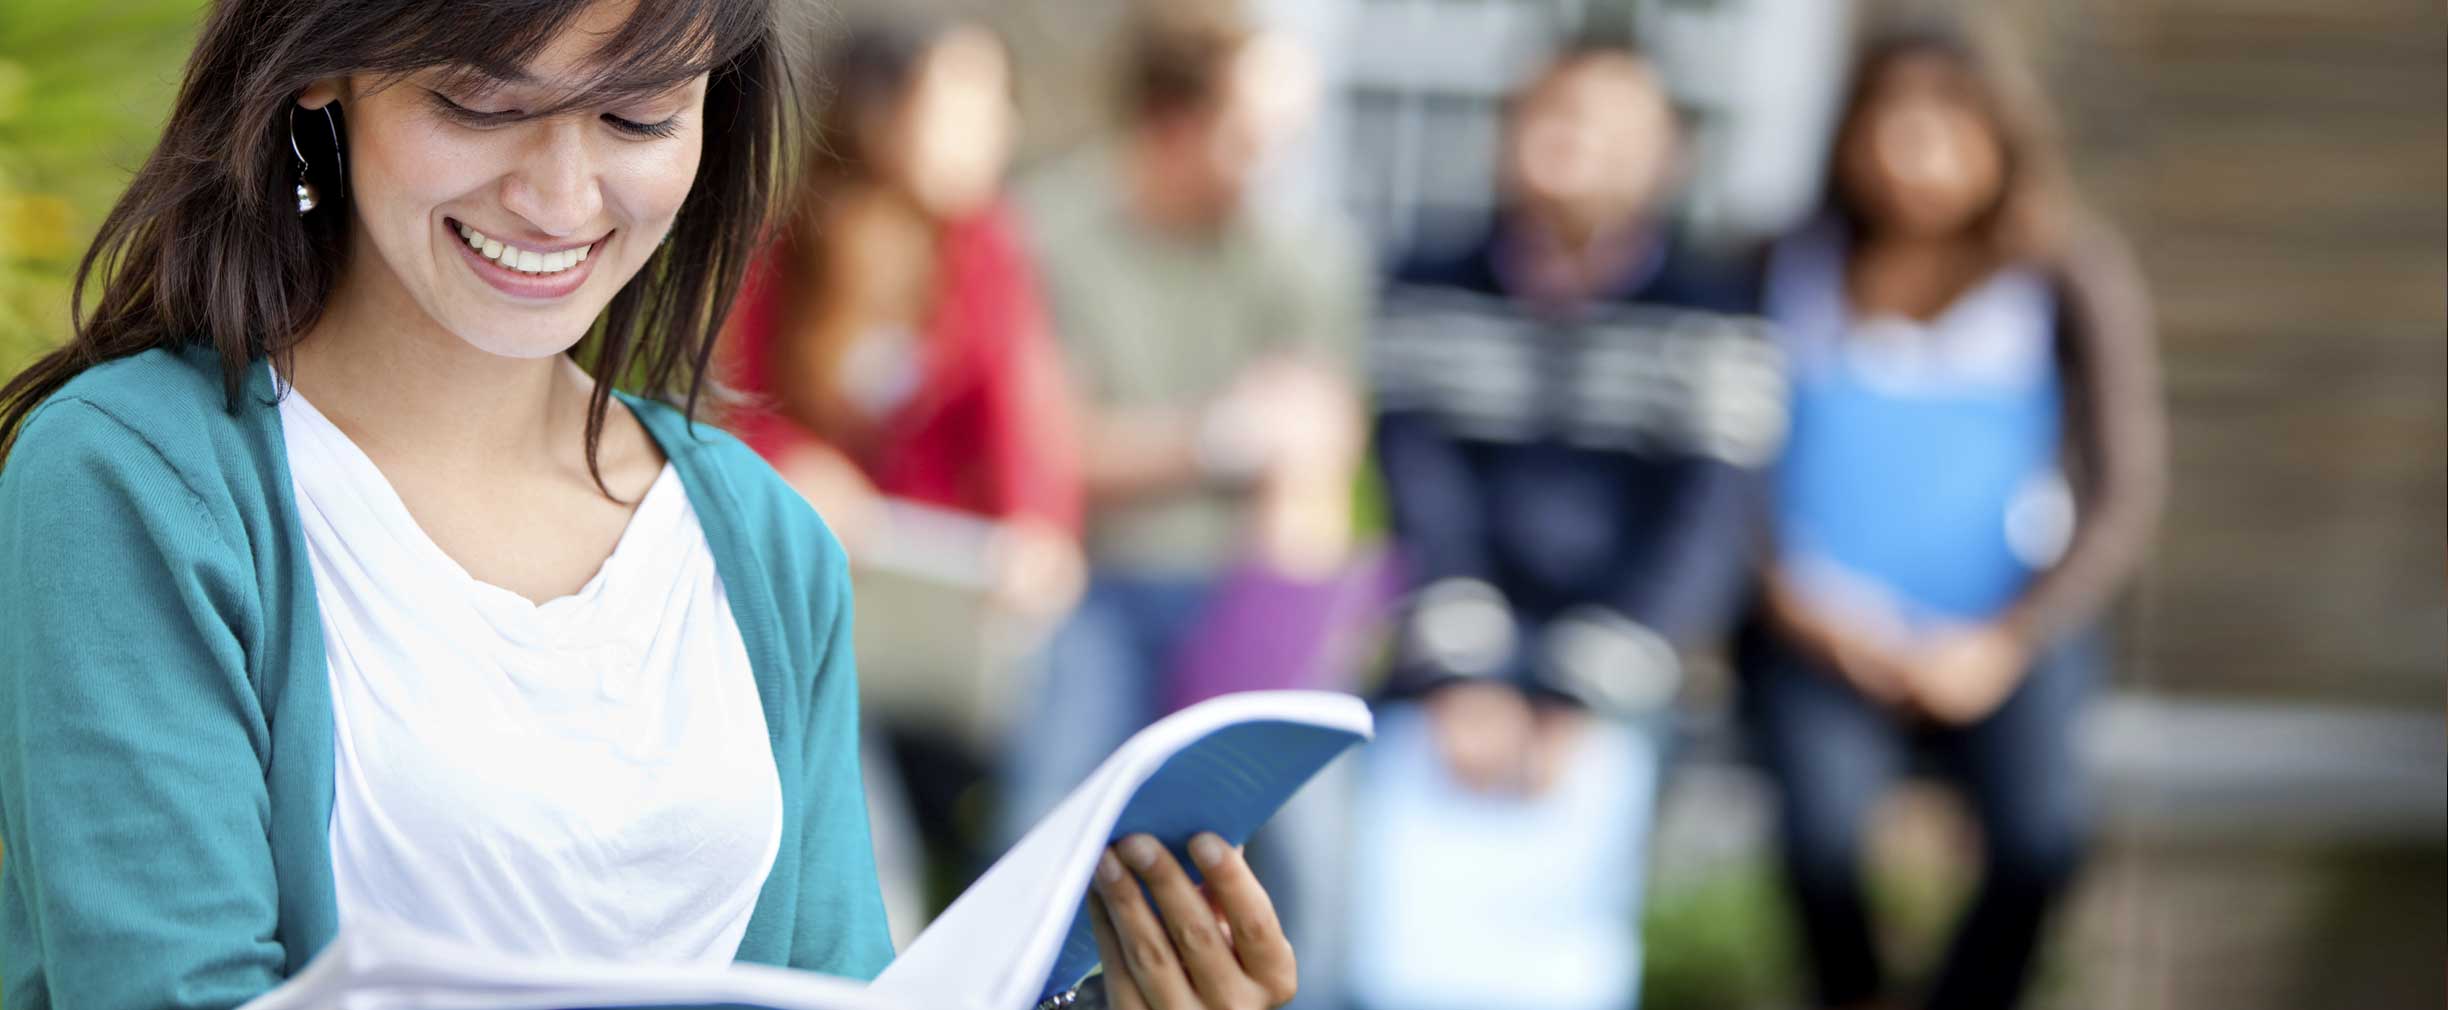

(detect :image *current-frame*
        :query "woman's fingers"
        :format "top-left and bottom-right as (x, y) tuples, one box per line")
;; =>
(1087, 889), (1151, 1010)
(1116, 835), (1268, 1008)
(1089, 835), (1302, 1010)
(1185, 833), (1298, 1006)
(1094, 847), (1201, 1010)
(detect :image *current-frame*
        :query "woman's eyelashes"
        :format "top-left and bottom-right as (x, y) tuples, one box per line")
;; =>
(602, 113), (684, 139)
(426, 89), (518, 126)
(425, 89), (682, 140)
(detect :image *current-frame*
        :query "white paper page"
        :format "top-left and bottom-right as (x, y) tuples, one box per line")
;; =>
(872, 691), (1373, 1010)
(239, 914), (895, 1010)
(236, 692), (1369, 1010)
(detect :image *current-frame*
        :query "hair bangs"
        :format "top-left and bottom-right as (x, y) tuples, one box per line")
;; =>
(360, 0), (765, 117)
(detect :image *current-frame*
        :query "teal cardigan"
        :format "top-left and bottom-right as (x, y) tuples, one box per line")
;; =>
(0, 347), (895, 1009)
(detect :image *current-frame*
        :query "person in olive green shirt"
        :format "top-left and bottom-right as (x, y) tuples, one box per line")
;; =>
(998, 0), (1372, 839)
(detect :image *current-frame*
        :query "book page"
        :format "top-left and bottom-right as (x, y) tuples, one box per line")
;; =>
(237, 692), (1369, 1010)
(873, 691), (1373, 1010)
(238, 913), (894, 1010)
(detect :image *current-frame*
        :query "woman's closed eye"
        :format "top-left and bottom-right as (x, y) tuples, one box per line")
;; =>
(426, 89), (681, 140)
(427, 88), (521, 126)
(602, 112), (683, 139)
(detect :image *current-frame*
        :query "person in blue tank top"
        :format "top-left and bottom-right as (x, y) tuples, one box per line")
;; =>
(1741, 25), (2167, 1010)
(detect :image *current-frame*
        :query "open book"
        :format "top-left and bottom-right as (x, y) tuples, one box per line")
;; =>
(240, 690), (1374, 1010)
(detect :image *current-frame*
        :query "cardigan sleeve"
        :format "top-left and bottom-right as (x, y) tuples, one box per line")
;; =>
(2006, 222), (2169, 644)
(0, 399), (285, 1010)
(786, 521), (897, 978)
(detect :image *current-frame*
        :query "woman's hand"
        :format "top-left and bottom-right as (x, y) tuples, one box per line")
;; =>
(1900, 622), (2030, 725)
(1086, 833), (1299, 1010)
(986, 517), (1087, 622)
(1762, 567), (1915, 707)
(1813, 621), (1918, 709)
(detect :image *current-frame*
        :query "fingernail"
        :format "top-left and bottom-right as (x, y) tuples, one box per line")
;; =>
(1097, 850), (1125, 886)
(1189, 832), (1227, 870)
(1121, 834), (1163, 871)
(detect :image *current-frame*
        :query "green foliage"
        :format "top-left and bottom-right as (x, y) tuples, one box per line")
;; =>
(1639, 858), (1799, 1010)
(0, 0), (203, 372)
(1638, 844), (2006, 1009)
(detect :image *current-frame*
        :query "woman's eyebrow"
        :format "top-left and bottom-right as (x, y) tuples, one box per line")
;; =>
(590, 75), (702, 105)
(480, 64), (551, 89)
(437, 61), (701, 109)
(422, 64), (530, 95)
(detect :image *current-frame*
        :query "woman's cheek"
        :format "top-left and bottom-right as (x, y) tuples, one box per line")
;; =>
(602, 133), (704, 236)
(353, 111), (507, 257)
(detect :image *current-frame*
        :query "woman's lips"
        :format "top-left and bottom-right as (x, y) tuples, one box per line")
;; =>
(446, 217), (608, 301)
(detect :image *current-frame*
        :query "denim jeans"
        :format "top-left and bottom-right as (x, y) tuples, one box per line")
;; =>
(1739, 624), (2098, 1010)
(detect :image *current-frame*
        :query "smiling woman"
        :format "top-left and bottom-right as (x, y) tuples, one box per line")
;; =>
(0, 0), (779, 473)
(0, 0), (1300, 1007)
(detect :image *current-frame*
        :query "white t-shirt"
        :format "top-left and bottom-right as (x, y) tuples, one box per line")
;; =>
(276, 380), (783, 962)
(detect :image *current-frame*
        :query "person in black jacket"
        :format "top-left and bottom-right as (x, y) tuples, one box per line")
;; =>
(1342, 30), (1785, 1010)
(1372, 31), (1780, 783)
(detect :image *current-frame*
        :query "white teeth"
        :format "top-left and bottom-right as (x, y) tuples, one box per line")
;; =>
(454, 221), (591, 276)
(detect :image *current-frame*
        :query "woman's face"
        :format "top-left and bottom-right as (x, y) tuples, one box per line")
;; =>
(300, 0), (707, 359)
(884, 26), (1016, 220)
(1838, 52), (2008, 240)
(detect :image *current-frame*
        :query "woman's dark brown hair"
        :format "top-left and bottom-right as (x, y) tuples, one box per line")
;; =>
(0, 0), (798, 489)
(1825, 24), (2079, 260)
(807, 16), (960, 186)
(752, 15), (975, 442)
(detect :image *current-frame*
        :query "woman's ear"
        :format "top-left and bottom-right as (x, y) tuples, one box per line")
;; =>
(298, 79), (343, 111)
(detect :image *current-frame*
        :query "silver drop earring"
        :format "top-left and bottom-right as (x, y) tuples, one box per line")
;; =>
(290, 104), (343, 215)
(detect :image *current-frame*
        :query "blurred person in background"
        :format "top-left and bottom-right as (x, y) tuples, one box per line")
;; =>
(718, 13), (1090, 933)
(725, 15), (1085, 627)
(1346, 31), (1783, 1010)
(998, 0), (1370, 841)
(1740, 26), (2166, 1010)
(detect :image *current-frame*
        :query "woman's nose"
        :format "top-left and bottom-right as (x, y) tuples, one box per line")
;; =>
(499, 120), (604, 237)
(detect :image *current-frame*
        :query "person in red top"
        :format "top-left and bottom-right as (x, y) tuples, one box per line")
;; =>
(725, 16), (1085, 618)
